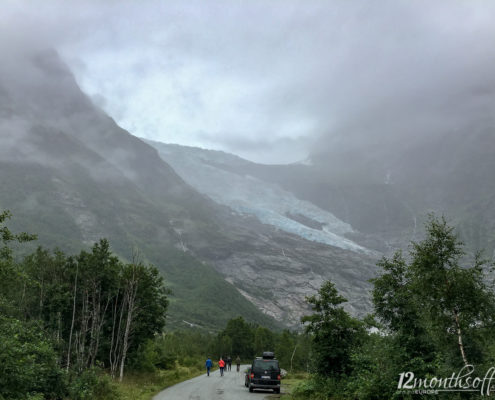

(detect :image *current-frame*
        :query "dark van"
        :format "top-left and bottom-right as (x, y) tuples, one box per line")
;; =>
(245, 352), (281, 393)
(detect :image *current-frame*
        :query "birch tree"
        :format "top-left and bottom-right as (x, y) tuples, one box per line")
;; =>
(409, 216), (494, 366)
(373, 215), (495, 367)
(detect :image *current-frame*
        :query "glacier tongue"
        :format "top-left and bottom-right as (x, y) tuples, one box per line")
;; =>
(150, 142), (370, 254)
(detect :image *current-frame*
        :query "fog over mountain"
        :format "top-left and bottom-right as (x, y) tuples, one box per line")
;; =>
(3, 1), (495, 163)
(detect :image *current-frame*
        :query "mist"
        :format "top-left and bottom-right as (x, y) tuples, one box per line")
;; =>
(2, 0), (495, 163)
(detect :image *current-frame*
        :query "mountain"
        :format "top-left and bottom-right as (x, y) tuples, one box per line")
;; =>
(0, 48), (283, 330)
(167, 124), (495, 258)
(145, 142), (371, 254)
(147, 124), (495, 312)
(0, 48), (377, 329)
(147, 142), (379, 322)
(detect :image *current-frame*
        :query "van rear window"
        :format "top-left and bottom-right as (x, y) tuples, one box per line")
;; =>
(254, 360), (279, 370)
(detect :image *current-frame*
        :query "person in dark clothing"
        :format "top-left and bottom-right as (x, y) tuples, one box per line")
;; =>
(227, 356), (232, 371)
(205, 356), (213, 376)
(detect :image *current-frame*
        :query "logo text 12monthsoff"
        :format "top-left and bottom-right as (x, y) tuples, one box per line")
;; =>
(397, 365), (495, 396)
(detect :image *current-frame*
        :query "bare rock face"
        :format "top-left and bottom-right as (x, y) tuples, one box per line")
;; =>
(148, 142), (379, 326)
(190, 214), (377, 327)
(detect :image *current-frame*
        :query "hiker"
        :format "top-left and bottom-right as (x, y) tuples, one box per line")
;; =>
(227, 356), (232, 371)
(205, 356), (213, 377)
(235, 355), (241, 372)
(218, 357), (226, 376)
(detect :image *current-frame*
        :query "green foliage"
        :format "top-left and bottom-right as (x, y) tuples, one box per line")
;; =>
(302, 281), (365, 377)
(0, 210), (37, 261)
(0, 316), (64, 400)
(0, 154), (280, 333)
(117, 364), (204, 400)
(254, 325), (275, 355)
(372, 215), (495, 368)
(0, 210), (37, 317)
(408, 216), (495, 365)
(67, 368), (119, 400)
(345, 333), (406, 400)
(6, 203), (495, 400)
(292, 376), (347, 400)
(130, 340), (160, 373)
(220, 316), (254, 359)
(292, 215), (495, 400)
(130, 263), (170, 352)
(275, 330), (312, 373)
(0, 210), (172, 399)
(158, 250), (280, 331)
(134, 316), (311, 377)
(371, 251), (436, 370)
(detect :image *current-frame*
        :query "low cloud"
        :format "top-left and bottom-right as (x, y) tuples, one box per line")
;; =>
(2, 0), (495, 163)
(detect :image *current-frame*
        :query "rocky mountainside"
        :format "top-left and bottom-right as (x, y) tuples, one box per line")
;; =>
(0, 48), (377, 328)
(148, 125), (495, 322)
(164, 125), (495, 257)
(0, 49), (280, 330)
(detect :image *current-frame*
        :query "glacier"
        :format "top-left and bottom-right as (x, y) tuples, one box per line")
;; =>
(149, 142), (370, 254)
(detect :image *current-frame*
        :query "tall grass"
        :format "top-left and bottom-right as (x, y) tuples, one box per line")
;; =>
(118, 361), (206, 400)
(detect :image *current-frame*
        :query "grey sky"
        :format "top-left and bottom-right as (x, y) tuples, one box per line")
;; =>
(2, 0), (495, 163)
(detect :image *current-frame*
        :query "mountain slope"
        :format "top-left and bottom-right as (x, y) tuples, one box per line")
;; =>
(146, 142), (380, 323)
(146, 141), (371, 254)
(0, 48), (281, 331)
(0, 48), (379, 328)
(146, 126), (495, 325)
(190, 125), (495, 256)
(0, 48), (380, 328)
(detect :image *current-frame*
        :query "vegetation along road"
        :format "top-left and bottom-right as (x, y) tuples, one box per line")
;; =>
(153, 365), (278, 400)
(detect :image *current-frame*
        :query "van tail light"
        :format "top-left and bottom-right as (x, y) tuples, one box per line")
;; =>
(250, 373), (254, 379)
(277, 374), (281, 380)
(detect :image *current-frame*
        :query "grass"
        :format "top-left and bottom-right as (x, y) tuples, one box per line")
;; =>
(117, 365), (207, 400)
(266, 372), (309, 399)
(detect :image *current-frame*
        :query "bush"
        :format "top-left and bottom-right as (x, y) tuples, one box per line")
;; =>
(292, 376), (347, 400)
(292, 378), (319, 398)
(67, 368), (119, 400)
(130, 340), (159, 373)
(0, 316), (65, 400)
(182, 356), (197, 367)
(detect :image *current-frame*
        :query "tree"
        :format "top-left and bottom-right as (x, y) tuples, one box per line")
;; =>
(372, 215), (495, 369)
(108, 259), (169, 380)
(0, 210), (36, 316)
(371, 251), (436, 366)
(302, 281), (364, 377)
(274, 330), (296, 371)
(409, 215), (494, 366)
(0, 315), (64, 399)
(254, 326), (275, 355)
(219, 317), (254, 359)
(0, 210), (37, 260)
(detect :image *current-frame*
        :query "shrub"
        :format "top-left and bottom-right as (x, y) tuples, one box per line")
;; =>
(67, 368), (119, 400)
(0, 316), (65, 400)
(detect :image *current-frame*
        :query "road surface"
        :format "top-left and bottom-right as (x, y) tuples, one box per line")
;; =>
(153, 365), (280, 400)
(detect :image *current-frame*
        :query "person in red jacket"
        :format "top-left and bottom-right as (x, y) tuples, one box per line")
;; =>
(218, 357), (226, 376)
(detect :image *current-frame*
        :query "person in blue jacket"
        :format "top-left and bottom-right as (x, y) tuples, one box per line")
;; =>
(205, 356), (213, 376)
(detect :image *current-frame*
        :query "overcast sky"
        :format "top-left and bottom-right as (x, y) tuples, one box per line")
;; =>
(2, 0), (495, 163)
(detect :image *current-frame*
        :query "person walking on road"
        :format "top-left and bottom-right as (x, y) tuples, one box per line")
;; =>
(205, 356), (213, 377)
(235, 355), (241, 372)
(218, 357), (226, 376)
(227, 356), (232, 371)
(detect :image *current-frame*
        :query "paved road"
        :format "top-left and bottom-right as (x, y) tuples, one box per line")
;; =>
(153, 365), (279, 400)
